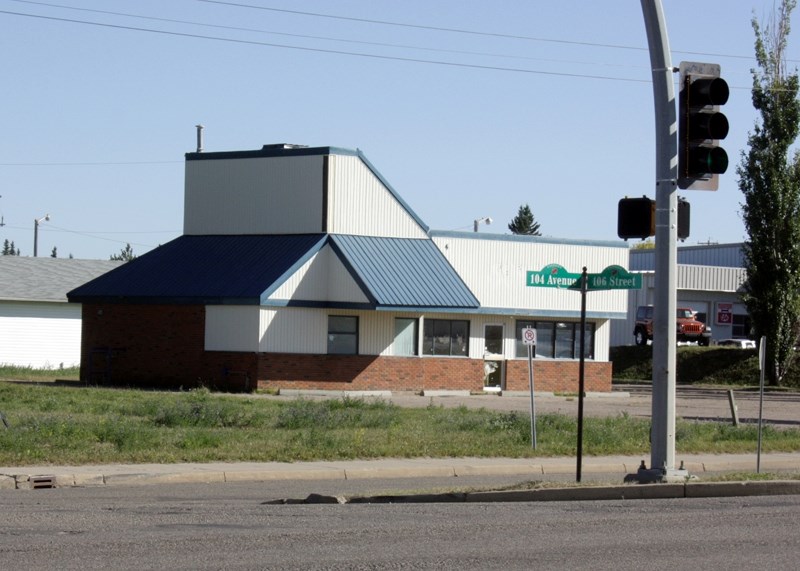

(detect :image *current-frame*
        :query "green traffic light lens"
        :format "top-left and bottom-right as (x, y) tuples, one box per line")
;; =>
(691, 146), (728, 175)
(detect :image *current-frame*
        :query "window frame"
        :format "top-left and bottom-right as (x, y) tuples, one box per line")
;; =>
(422, 318), (470, 357)
(327, 315), (359, 355)
(514, 319), (595, 360)
(393, 317), (419, 356)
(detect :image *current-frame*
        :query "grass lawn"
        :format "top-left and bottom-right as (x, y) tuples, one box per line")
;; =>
(1, 381), (798, 466)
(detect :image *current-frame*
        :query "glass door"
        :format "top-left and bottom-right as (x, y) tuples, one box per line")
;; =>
(483, 324), (505, 391)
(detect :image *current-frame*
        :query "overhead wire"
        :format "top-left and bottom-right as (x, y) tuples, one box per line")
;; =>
(0, 8), (651, 84)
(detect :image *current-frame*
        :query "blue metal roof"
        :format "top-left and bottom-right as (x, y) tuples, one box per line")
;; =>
(329, 235), (479, 309)
(68, 234), (478, 310)
(68, 234), (327, 304)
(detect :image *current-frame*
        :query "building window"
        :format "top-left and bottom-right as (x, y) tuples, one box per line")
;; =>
(394, 318), (418, 356)
(422, 319), (469, 357)
(515, 320), (595, 360)
(328, 315), (358, 354)
(732, 313), (751, 339)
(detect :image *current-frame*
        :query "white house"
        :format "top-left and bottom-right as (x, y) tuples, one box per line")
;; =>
(0, 257), (122, 368)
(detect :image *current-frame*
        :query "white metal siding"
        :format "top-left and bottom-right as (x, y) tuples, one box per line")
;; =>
(184, 156), (324, 235)
(0, 301), (82, 368)
(266, 246), (370, 304)
(205, 306), (260, 352)
(210, 306), (609, 361)
(260, 307), (327, 353)
(326, 155), (428, 238)
(431, 236), (628, 314)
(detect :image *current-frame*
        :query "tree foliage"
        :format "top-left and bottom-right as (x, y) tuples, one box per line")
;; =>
(738, 0), (800, 385)
(110, 243), (136, 262)
(508, 204), (542, 236)
(2, 239), (19, 256)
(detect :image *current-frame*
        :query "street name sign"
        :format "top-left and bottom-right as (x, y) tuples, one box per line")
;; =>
(526, 264), (641, 291)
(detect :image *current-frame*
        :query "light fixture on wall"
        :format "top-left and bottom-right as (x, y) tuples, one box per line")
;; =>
(473, 216), (492, 233)
(33, 213), (50, 257)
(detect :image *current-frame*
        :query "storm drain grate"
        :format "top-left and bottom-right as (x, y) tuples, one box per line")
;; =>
(29, 475), (56, 489)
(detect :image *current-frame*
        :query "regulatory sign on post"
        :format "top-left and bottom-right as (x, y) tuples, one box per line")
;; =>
(522, 327), (537, 346)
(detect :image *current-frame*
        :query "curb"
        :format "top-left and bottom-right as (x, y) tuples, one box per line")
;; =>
(268, 480), (800, 504)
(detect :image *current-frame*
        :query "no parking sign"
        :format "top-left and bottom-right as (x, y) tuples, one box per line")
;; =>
(522, 327), (537, 346)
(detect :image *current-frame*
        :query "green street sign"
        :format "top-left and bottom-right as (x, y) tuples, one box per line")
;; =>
(586, 265), (642, 291)
(526, 264), (641, 291)
(526, 264), (581, 289)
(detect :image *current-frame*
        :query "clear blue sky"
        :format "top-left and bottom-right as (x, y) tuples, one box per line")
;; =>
(0, 0), (795, 259)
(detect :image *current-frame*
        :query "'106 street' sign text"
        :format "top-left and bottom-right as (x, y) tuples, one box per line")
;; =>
(526, 264), (642, 291)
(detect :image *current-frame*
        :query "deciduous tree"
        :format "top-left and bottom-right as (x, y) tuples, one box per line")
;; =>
(738, 0), (800, 385)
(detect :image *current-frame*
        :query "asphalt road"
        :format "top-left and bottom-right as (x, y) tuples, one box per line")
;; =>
(2, 481), (799, 570)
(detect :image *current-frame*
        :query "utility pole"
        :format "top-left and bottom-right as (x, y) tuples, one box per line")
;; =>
(639, 0), (688, 481)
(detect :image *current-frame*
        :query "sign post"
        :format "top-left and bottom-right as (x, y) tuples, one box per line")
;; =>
(527, 263), (641, 481)
(757, 336), (766, 473)
(522, 327), (538, 449)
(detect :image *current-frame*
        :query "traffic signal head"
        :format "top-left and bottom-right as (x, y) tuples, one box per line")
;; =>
(677, 197), (690, 241)
(678, 62), (729, 190)
(617, 196), (655, 240)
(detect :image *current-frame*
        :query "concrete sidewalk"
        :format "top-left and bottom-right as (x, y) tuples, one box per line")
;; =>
(2, 452), (797, 491)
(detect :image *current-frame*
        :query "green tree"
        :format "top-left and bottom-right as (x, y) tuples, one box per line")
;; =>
(2, 239), (19, 256)
(738, 0), (800, 386)
(110, 243), (137, 262)
(631, 239), (655, 250)
(507, 204), (542, 236)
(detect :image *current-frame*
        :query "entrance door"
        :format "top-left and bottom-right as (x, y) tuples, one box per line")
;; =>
(483, 324), (505, 391)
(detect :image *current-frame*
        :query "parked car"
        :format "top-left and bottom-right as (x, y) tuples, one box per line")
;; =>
(717, 338), (756, 349)
(634, 305), (712, 346)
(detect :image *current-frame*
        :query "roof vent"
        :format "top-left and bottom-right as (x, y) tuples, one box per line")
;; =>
(261, 143), (308, 150)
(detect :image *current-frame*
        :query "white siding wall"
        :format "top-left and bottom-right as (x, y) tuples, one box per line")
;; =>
(236, 307), (611, 361)
(0, 301), (82, 368)
(205, 306), (261, 352)
(184, 156), (325, 235)
(266, 246), (370, 304)
(431, 235), (629, 315)
(326, 155), (428, 238)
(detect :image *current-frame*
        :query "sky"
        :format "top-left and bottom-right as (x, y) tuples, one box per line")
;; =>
(0, 0), (797, 260)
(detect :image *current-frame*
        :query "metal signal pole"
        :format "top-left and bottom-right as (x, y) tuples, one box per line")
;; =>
(639, 1), (688, 481)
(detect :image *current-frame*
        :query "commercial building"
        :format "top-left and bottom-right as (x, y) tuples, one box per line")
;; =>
(610, 244), (749, 346)
(69, 144), (629, 392)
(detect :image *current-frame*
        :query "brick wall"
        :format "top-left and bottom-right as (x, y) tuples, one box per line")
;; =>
(259, 354), (485, 392)
(80, 303), (255, 391)
(258, 354), (610, 393)
(79, 303), (611, 393)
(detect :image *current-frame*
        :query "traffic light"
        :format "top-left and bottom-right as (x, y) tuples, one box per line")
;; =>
(617, 196), (655, 240)
(678, 62), (729, 190)
(678, 197), (690, 241)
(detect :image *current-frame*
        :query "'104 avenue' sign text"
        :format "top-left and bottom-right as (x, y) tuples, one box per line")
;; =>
(526, 264), (642, 291)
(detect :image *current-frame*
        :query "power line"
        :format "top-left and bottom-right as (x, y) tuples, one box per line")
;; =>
(196, 0), (765, 63)
(5, 0), (651, 70)
(0, 160), (181, 166)
(0, 9), (652, 83)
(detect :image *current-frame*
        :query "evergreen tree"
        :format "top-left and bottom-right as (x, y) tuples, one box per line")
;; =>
(738, 0), (800, 385)
(110, 243), (136, 262)
(507, 204), (542, 236)
(2, 239), (18, 256)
